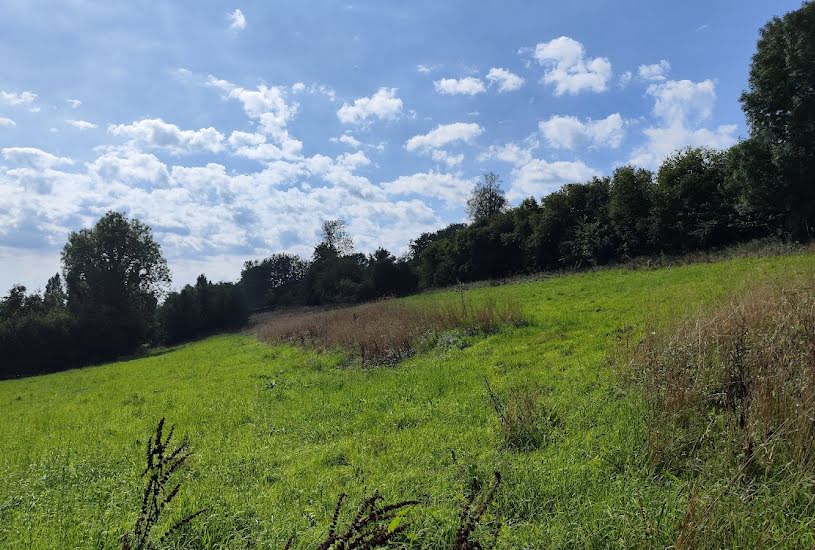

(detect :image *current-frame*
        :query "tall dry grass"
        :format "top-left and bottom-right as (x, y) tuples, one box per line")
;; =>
(255, 294), (526, 365)
(633, 278), (815, 473)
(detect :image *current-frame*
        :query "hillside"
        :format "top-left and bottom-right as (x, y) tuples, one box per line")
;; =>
(1, 252), (814, 548)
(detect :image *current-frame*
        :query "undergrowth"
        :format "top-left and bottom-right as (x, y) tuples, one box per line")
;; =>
(256, 293), (526, 365)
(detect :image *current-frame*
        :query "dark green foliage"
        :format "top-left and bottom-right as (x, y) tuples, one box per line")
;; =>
(651, 148), (737, 251)
(158, 276), (248, 345)
(740, 1), (815, 238)
(240, 253), (308, 309)
(62, 211), (170, 361)
(609, 166), (654, 257)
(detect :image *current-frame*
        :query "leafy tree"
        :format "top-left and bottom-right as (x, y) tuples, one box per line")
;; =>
(609, 166), (654, 257)
(467, 172), (507, 223)
(651, 148), (734, 251)
(740, 1), (815, 238)
(320, 219), (354, 255)
(240, 253), (308, 309)
(62, 211), (170, 359)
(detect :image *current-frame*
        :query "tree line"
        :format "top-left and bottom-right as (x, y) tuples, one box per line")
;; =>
(1, 1), (813, 378)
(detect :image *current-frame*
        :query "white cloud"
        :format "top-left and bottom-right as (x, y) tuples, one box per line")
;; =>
(416, 64), (438, 75)
(382, 171), (474, 206)
(336, 88), (403, 125)
(2, 147), (74, 169)
(630, 79), (738, 168)
(109, 118), (224, 154)
(538, 113), (625, 150)
(405, 122), (483, 152)
(618, 71), (633, 88)
(88, 150), (171, 186)
(638, 60), (670, 82)
(0, 117), (15, 128)
(66, 119), (97, 130)
(229, 9), (246, 31)
(486, 68), (525, 92)
(330, 134), (362, 148)
(532, 36), (612, 95)
(67, 99), (82, 109)
(433, 77), (486, 96)
(479, 142), (597, 201)
(0, 90), (38, 111)
(207, 76), (303, 158)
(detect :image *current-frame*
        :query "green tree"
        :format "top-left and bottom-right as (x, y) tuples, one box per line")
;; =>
(609, 166), (654, 257)
(740, 1), (815, 238)
(467, 172), (507, 223)
(62, 211), (170, 359)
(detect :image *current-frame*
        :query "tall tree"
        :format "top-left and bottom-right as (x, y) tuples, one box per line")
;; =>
(467, 172), (507, 223)
(609, 166), (654, 257)
(740, 1), (815, 238)
(62, 211), (170, 358)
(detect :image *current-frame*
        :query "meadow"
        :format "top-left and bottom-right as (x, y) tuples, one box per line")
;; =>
(1, 252), (814, 548)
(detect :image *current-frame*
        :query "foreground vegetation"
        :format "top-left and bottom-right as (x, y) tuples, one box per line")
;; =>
(4, 0), (815, 380)
(1, 252), (814, 548)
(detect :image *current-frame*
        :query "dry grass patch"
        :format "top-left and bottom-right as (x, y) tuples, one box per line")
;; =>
(633, 277), (815, 473)
(255, 294), (526, 365)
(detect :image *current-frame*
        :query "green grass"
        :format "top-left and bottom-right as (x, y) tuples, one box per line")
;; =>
(1, 253), (814, 548)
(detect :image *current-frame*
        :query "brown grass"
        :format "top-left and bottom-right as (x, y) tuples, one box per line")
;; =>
(255, 294), (526, 365)
(632, 277), (815, 473)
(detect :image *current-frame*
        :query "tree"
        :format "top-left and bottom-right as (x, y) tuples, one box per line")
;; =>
(319, 219), (354, 255)
(62, 211), (170, 359)
(652, 148), (734, 252)
(467, 172), (507, 223)
(240, 253), (308, 309)
(609, 166), (654, 257)
(740, 1), (815, 238)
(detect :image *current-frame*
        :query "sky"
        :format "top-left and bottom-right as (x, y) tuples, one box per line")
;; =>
(0, 0), (801, 292)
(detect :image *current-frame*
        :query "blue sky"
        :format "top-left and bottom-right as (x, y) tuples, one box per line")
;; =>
(0, 0), (800, 291)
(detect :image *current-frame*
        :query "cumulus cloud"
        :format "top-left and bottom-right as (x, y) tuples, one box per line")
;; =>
(330, 134), (362, 148)
(405, 122), (483, 152)
(66, 119), (97, 130)
(0, 90), (38, 111)
(109, 118), (224, 154)
(531, 36), (612, 95)
(229, 9), (246, 31)
(486, 68), (525, 92)
(382, 171), (474, 206)
(638, 60), (670, 82)
(2, 147), (74, 169)
(208, 75), (302, 158)
(336, 88), (403, 125)
(0, 117), (15, 128)
(538, 113), (625, 150)
(480, 142), (598, 201)
(67, 99), (82, 109)
(630, 79), (738, 168)
(433, 77), (486, 96)
(416, 64), (438, 75)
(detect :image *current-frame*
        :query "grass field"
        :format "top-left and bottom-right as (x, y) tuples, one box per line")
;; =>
(1, 253), (814, 548)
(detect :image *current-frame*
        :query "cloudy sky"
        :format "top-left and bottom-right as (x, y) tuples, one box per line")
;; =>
(0, 0), (799, 292)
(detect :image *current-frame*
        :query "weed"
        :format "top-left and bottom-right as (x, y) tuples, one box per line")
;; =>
(122, 418), (205, 550)
(485, 379), (561, 452)
(453, 471), (502, 550)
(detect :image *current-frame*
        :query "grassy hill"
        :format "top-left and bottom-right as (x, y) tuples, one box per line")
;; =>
(1, 252), (814, 548)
